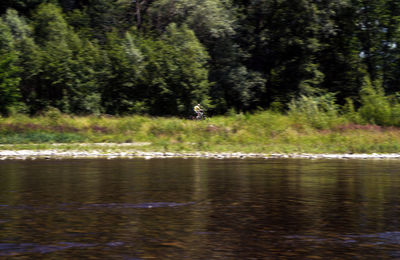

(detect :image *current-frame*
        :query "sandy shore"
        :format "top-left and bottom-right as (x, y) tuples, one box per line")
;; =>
(2, 149), (400, 160)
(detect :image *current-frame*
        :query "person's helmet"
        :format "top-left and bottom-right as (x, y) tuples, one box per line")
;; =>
(197, 104), (200, 106)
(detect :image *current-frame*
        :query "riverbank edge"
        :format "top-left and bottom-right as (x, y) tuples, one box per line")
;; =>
(2, 149), (400, 160)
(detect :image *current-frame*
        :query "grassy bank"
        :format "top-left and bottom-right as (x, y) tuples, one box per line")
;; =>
(1, 111), (400, 154)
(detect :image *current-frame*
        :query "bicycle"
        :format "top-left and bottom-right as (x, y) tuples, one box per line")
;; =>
(192, 110), (207, 120)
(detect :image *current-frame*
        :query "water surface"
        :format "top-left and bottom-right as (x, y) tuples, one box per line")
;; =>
(0, 158), (400, 259)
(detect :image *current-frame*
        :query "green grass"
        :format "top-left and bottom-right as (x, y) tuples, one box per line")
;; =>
(1, 111), (400, 154)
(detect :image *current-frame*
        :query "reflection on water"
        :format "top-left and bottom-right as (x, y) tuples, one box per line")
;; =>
(0, 158), (400, 259)
(0, 242), (98, 255)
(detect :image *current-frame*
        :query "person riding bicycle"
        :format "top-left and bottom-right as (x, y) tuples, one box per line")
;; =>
(194, 104), (203, 119)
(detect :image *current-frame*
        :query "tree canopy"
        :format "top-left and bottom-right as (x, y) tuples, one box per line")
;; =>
(0, 0), (400, 117)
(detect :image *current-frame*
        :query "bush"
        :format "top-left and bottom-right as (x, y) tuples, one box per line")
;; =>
(288, 92), (341, 129)
(42, 106), (63, 125)
(342, 98), (362, 123)
(0, 132), (85, 144)
(390, 101), (400, 126)
(358, 78), (391, 126)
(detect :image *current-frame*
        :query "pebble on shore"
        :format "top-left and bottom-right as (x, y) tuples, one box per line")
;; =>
(1, 149), (400, 160)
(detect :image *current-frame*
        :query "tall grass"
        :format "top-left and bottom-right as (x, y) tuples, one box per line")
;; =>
(288, 92), (346, 129)
(2, 97), (400, 153)
(354, 77), (400, 126)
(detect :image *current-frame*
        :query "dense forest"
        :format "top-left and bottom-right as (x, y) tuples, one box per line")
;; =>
(1, 0), (400, 118)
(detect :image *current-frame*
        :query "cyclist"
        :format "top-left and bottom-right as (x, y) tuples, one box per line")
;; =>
(194, 104), (203, 119)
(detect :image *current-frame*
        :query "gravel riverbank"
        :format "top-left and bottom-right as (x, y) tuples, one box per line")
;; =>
(2, 149), (400, 160)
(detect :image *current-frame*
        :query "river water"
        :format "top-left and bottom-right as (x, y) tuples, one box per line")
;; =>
(0, 158), (399, 259)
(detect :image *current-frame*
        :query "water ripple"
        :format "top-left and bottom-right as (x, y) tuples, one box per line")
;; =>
(0, 240), (127, 256)
(351, 231), (400, 244)
(285, 231), (400, 245)
(79, 202), (195, 209)
(0, 202), (195, 211)
(0, 242), (97, 256)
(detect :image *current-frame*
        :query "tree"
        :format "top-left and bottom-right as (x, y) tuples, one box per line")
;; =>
(158, 23), (211, 115)
(148, 0), (262, 113)
(317, 1), (366, 102)
(31, 3), (104, 114)
(0, 53), (21, 115)
(102, 30), (144, 114)
(0, 20), (21, 115)
(85, 0), (132, 42)
(1, 9), (43, 114)
(147, 0), (235, 43)
(0, 0), (47, 16)
(59, 0), (90, 11)
(139, 24), (211, 116)
(236, 0), (332, 103)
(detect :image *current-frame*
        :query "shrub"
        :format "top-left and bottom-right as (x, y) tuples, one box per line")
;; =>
(288, 92), (341, 129)
(358, 77), (391, 126)
(342, 97), (362, 123)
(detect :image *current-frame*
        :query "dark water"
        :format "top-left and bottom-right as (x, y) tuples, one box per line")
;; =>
(0, 158), (400, 259)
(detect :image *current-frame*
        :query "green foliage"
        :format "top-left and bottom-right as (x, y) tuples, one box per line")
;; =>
(358, 77), (392, 126)
(288, 92), (342, 129)
(224, 66), (266, 111)
(102, 30), (143, 114)
(0, 16), (14, 50)
(0, 0), (46, 15)
(0, 132), (85, 144)
(390, 96), (400, 126)
(1, 0), (400, 123)
(1, 9), (43, 114)
(43, 106), (63, 122)
(2, 111), (400, 154)
(0, 17), (21, 115)
(29, 3), (104, 114)
(84, 0), (133, 42)
(236, 0), (329, 104)
(342, 97), (362, 123)
(148, 0), (235, 42)
(147, 0), (237, 114)
(138, 24), (211, 116)
(159, 23), (211, 114)
(0, 52), (21, 115)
